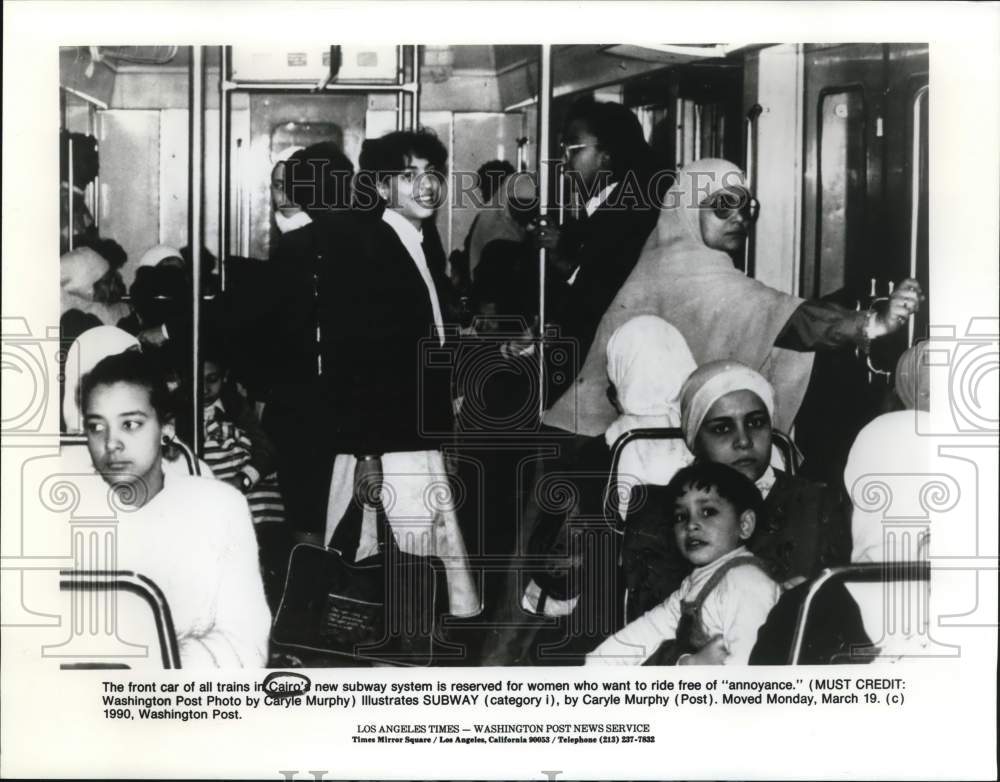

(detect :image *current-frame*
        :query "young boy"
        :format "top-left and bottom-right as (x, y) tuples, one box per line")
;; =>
(586, 462), (780, 665)
(199, 343), (284, 525)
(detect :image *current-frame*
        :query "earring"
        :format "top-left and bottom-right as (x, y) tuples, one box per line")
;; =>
(161, 435), (173, 446)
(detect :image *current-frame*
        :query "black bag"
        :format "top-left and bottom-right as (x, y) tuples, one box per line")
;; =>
(271, 499), (449, 666)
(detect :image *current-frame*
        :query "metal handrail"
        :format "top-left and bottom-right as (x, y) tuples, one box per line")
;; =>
(604, 426), (801, 520)
(788, 561), (931, 665)
(59, 569), (182, 669)
(603, 427), (684, 523)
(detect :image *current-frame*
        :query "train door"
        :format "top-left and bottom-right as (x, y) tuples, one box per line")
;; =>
(231, 93), (367, 260)
(801, 43), (928, 340)
(796, 43), (929, 483)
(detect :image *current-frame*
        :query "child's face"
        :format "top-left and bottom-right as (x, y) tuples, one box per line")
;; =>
(202, 359), (225, 407)
(672, 484), (755, 567)
(84, 381), (167, 502)
(693, 390), (772, 482)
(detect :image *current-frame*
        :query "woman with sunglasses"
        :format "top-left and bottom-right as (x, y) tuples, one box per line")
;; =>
(544, 157), (922, 444)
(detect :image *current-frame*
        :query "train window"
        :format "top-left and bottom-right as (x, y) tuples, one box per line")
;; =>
(674, 98), (728, 168)
(815, 87), (866, 298)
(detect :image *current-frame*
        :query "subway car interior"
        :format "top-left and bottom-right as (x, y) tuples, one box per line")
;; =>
(52, 43), (931, 669)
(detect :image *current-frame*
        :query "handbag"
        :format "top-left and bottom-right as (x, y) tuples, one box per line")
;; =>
(271, 498), (449, 666)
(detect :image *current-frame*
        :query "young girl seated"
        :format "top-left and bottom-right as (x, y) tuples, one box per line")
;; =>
(81, 350), (271, 667)
(586, 462), (780, 665)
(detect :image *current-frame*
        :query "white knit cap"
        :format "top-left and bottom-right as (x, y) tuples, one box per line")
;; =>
(137, 244), (183, 268)
(679, 359), (775, 449)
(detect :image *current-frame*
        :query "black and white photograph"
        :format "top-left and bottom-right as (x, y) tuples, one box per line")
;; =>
(2, 2), (997, 779)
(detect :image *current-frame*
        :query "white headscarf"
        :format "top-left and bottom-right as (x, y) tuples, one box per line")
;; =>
(679, 359), (783, 492)
(894, 341), (930, 412)
(62, 326), (140, 433)
(843, 410), (932, 564)
(544, 158), (813, 438)
(604, 316), (696, 518)
(137, 244), (183, 269)
(60, 247), (130, 325)
(842, 410), (934, 658)
(679, 359), (777, 450)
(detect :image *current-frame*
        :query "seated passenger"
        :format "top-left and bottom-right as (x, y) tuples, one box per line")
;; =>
(842, 410), (935, 660)
(587, 462), (780, 665)
(61, 325), (212, 479)
(519, 316), (694, 618)
(680, 360), (852, 588)
(80, 350), (271, 667)
(60, 246), (131, 327)
(749, 409), (934, 665)
(890, 340), (930, 412)
(196, 340), (285, 525)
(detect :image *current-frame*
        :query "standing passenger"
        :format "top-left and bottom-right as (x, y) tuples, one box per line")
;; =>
(544, 158), (922, 450)
(325, 130), (479, 619)
(531, 98), (661, 399)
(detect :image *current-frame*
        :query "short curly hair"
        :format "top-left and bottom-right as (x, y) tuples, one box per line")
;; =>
(354, 129), (448, 212)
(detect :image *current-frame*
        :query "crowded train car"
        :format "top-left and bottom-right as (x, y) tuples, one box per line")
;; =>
(55, 43), (930, 668)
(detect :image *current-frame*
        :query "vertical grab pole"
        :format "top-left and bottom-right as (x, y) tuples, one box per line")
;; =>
(537, 44), (552, 420)
(188, 46), (205, 456)
(66, 135), (75, 251)
(744, 103), (763, 278)
(218, 46), (230, 292)
(411, 45), (421, 130)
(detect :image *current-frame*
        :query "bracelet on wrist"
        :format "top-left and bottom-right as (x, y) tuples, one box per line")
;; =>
(858, 308), (878, 355)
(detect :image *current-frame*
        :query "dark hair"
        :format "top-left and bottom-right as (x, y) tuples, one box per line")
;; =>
(284, 142), (354, 216)
(355, 129), (448, 213)
(80, 350), (173, 423)
(476, 159), (515, 202)
(60, 130), (99, 187)
(665, 462), (764, 521)
(564, 98), (653, 183)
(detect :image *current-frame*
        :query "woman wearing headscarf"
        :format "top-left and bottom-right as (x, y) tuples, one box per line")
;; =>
(543, 157), (922, 442)
(60, 246), (131, 327)
(892, 340), (930, 412)
(604, 315), (696, 518)
(679, 360), (852, 589)
(751, 409), (936, 664)
(489, 318), (695, 664)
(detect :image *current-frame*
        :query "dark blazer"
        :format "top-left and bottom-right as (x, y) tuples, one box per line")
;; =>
(546, 188), (660, 399)
(326, 216), (455, 455)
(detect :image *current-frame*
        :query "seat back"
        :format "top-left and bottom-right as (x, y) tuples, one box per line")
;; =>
(59, 570), (181, 669)
(789, 561), (930, 664)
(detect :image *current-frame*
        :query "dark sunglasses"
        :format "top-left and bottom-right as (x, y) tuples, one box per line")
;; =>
(703, 190), (761, 222)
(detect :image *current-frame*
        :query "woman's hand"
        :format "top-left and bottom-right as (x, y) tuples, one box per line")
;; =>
(871, 278), (924, 338)
(526, 218), (561, 251)
(678, 635), (729, 665)
(353, 455), (383, 506)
